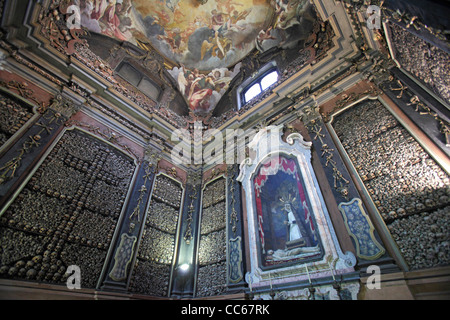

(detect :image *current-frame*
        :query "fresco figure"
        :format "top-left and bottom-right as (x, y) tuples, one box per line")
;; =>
(77, 0), (318, 115)
(81, 0), (102, 33)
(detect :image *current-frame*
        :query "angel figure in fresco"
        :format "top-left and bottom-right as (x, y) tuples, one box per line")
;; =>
(226, 9), (252, 32)
(114, 0), (134, 40)
(91, 0), (109, 20)
(170, 64), (237, 113)
(200, 30), (232, 60)
(210, 9), (227, 32)
(255, 26), (277, 52)
(115, 0), (132, 24)
(80, 0), (102, 33)
(88, 0), (132, 41)
(184, 16), (207, 41)
(187, 73), (215, 112)
(165, 0), (180, 13)
(210, 68), (232, 94)
(151, 8), (171, 27)
(270, 0), (316, 48)
(174, 67), (211, 112)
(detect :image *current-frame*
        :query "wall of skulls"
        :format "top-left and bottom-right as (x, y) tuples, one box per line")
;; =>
(0, 92), (35, 149)
(129, 174), (183, 297)
(196, 177), (227, 297)
(332, 100), (450, 270)
(0, 129), (135, 288)
(388, 23), (450, 105)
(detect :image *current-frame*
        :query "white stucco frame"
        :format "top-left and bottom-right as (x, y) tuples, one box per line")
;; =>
(237, 126), (356, 289)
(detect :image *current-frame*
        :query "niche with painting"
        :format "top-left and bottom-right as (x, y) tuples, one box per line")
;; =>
(252, 155), (324, 269)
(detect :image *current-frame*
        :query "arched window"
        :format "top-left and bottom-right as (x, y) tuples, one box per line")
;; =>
(241, 69), (279, 106)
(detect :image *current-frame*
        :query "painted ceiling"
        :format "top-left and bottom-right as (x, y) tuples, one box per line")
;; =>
(79, 0), (317, 114)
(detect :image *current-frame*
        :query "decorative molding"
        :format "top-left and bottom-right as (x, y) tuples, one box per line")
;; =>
(64, 119), (140, 162)
(108, 233), (137, 282)
(237, 126), (356, 289)
(128, 164), (154, 232)
(322, 86), (382, 122)
(229, 236), (244, 283)
(338, 198), (385, 260)
(0, 80), (48, 113)
(299, 105), (350, 199)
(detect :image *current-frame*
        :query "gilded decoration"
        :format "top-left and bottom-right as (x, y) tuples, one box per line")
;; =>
(227, 165), (239, 236)
(128, 163), (156, 231)
(184, 169), (202, 244)
(65, 119), (140, 161)
(299, 105), (350, 199)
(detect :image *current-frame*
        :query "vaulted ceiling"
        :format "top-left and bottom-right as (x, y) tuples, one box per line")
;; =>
(78, 0), (319, 115)
(0, 0), (364, 145)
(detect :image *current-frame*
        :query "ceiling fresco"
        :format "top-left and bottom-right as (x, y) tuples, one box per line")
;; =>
(79, 0), (317, 114)
(81, 0), (274, 70)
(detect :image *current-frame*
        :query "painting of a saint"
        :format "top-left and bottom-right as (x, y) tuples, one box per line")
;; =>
(253, 155), (322, 267)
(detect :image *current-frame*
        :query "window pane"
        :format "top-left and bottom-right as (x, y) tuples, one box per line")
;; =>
(260, 71), (278, 91)
(244, 83), (261, 102)
(138, 78), (160, 101)
(118, 63), (141, 86)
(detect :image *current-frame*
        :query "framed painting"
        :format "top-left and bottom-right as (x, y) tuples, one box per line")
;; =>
(252, 154), (323, 268)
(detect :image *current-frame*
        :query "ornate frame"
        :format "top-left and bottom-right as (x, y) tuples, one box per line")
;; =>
(237, 126), (356, 288)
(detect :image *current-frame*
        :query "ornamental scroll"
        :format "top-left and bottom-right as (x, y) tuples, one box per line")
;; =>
(338, 198), (385, 260)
